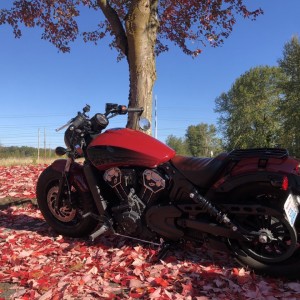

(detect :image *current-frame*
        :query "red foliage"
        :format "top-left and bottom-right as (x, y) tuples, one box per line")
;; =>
(0, 165), (44, 200)
(0, 0), (263, 56)
(0, 165), (300, 299)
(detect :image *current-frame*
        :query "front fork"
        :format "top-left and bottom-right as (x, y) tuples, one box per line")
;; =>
(54, 157), (109, 219)
(55, 157), (73, 210)
(54, 158), (112, 241)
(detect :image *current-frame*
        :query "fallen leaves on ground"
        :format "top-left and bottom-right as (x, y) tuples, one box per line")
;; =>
(0, 165), (45, 200)
(0, 165), (300, 299)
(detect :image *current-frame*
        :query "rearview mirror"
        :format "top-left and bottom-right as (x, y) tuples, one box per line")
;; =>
(139, 117), (151, 131)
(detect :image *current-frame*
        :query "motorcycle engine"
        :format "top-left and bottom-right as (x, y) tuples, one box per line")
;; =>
(103, 167), (165, 236)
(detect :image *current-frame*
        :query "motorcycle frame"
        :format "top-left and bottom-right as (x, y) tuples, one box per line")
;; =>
(49, 151), (300, 243)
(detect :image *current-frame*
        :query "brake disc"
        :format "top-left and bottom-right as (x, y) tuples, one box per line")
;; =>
(47, 186), (76, 222)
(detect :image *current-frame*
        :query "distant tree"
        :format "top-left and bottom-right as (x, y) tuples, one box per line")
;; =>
(0, 1), (262, 131)
(278, 36), (300, 156)
(185, 123), (221, 157)
(215, 66), (285, 150)
(0, 146), (56, 158)
(165, 135), (190, 156)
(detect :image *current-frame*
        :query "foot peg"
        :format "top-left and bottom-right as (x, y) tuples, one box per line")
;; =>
(82, 212), (92, 218)
(89, 224), (111, 241)
(156, 242), (172, 261)
(84, 212), (114, 241)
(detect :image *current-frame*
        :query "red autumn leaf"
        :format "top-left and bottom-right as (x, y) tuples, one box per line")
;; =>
(149, 287), (162, 299)
(129, 278), (144, 288)
(286, 282), (300, 292)
(181, 282), (194, 296)
(129, 292), (144, 298)
(154, 277), (169, 288)
(232, 267), (240, 276)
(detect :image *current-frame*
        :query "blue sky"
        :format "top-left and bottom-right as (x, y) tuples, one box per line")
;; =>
(0, 0), (300, 149)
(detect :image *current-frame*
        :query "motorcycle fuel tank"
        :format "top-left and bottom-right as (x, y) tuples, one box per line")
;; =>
(87, 128), (176, 170)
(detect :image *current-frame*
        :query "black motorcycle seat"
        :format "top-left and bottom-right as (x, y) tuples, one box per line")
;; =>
(170, 153), (228, 188)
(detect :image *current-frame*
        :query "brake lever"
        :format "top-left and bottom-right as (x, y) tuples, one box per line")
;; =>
(55, 119), (73, 132)
(106, 112), (118, 120)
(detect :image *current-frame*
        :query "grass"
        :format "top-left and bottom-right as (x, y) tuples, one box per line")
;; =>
(0, 157), (56, 166)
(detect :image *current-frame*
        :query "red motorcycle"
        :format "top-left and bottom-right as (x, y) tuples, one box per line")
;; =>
(36, 103), (300, 278)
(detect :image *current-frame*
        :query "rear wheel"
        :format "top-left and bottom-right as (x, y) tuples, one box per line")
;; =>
(36, 166), (98, 237)
(226, 183), (300, 278)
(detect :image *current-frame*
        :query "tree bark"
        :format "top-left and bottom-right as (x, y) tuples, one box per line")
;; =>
(125, 0), (159, 133)
(97, 0), (158, 133)
(97, 0), (128, 55)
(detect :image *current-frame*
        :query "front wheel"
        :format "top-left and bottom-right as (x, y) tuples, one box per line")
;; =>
(226, 183), (300, 279)
(36, 166), (97, 237)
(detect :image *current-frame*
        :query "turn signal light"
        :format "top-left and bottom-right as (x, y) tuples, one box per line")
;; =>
(282, 176), (289, 191)
(55, 147), (67, 156)
(295, 163), (300, 175)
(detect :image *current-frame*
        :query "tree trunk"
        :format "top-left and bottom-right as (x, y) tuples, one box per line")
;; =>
(125, 0), (158, 133)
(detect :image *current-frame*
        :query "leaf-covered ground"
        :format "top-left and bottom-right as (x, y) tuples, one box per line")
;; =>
(0, 165), (45, 202)
(0, 165), (300, 299)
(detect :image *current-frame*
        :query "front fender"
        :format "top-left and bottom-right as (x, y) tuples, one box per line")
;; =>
(50, 159), (89, 193)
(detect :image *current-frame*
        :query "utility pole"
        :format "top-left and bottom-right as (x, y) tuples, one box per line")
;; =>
(37, 128), (40, 164)
(44, 128), (46, 160)
(154, 95), (158, 139)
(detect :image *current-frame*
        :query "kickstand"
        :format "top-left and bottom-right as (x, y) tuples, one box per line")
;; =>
(150, 240), (172, 263)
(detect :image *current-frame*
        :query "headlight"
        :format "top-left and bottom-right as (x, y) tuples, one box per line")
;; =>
(91, 113), (109, 132)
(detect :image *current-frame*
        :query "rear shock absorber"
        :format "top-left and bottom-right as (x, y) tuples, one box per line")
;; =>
(190, 189), (238, 232)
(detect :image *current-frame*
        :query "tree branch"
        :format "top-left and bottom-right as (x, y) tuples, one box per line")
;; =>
(97, 0), (128, 56)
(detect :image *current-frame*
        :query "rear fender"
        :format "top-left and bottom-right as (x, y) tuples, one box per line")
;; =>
(212, 172), (288, 193)
(287, 174), (300, 195)
(50, 159), (89, 193)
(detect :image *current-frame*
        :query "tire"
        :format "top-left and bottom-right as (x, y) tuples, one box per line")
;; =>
(36, 166), (98, 238)
(226, 183), (300, 279)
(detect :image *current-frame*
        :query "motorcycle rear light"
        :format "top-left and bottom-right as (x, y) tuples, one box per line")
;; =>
(282, 176), (289, 191)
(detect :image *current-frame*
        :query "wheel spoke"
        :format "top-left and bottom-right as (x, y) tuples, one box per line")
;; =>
(235, 212), (297, 263)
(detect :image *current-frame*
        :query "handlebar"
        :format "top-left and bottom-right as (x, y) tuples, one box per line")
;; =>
(56, 104), (91, 132)
(55, 120), (72, 132)
(127, 107), (144, 113)
(56, 103), (143, 132)
(105, 103), (143, 116)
